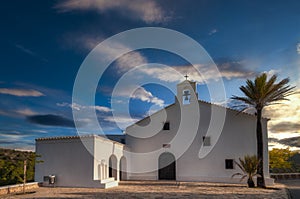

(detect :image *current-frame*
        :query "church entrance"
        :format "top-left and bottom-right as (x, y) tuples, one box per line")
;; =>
(158, 152), (176, 180)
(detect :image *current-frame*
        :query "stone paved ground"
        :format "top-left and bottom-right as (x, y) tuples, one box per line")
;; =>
(0, 181), (288, 199)
(278, 179), (300, 199)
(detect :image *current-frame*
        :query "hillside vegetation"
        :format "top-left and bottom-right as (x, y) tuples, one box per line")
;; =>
(269, 148), (300, 173)
(0, 148), (36, 186)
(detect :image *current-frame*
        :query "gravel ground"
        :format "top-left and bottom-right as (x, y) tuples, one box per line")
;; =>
(0, 181), (289, 199)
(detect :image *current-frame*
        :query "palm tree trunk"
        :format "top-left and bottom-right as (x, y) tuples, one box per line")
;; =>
(256, 108), (266, 188)
(247, 177), (255, 188)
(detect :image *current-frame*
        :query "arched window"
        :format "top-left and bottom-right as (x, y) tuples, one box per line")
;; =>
(119, 156), (127, 181)
(109, 155), (118, 180)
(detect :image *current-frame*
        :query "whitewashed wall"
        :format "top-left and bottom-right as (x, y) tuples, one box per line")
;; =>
(35, 136), (97, 187)
(125, 80), (273, 185)
(35, 135), (126, 187)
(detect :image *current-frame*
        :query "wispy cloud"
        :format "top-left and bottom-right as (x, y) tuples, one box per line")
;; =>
(297, 42), (300, 54)
(270, 121), (300, 133)
(208, 29), (218, 36)
(66, 34), (148, 72)
(0, 88), (44, 97)
(15, 44), (48, 62)
(264, 90), (300, 143)
(277, 136), (300, 148)
(131, 87), (164, 107)
(0, 110), (17, 118)
(0, 129), (34, 150)
(113, 86), (165, 107)
(103, 115), (140, 129)
(14, 108), (37, 116)
(67, 35), (254, 83)
(215, 58), (257, 79)
(55, 0), (168, 24)
(56, 102), (111, 112)
(15, 44), (36, 56)
(136, 61), (255, 84)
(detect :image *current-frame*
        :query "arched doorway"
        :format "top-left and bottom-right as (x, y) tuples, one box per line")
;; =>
(158, 152), (176, 180)
(119, 156), (127, 181)
(109, 155), (118, 180)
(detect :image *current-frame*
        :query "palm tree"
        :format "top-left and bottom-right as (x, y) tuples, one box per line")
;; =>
(232, 155), (260, 188)
(231, 73), (295, 188)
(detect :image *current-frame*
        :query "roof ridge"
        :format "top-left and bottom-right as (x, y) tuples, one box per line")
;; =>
(35, 134), (126, 145)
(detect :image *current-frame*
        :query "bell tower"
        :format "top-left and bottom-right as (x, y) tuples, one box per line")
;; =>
(176, 75), (198, 105)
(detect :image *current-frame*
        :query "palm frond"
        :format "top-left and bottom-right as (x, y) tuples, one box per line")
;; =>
(233, 155), (260, 183)
(231, 73), (296, 110)
(231, 173), (243, 178)
(240, 175), (248, 182)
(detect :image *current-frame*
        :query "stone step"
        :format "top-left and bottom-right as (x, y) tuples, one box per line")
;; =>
(100, 177), (115, 184)
(119, 180), (179, 186)
(100, 180), (118, 189)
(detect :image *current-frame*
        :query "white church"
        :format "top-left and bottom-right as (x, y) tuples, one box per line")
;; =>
(35, 79), (274, 188)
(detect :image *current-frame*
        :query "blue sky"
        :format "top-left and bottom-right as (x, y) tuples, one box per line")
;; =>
(0, 0), (299, 150)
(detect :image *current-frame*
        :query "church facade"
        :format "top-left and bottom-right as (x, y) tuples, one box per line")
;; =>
(35, 80), (274, 188)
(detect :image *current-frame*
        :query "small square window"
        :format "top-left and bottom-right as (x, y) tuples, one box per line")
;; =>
(163, 122), (170, 130)
(202, 136), (211, 146)
(225, 159), (234, 169)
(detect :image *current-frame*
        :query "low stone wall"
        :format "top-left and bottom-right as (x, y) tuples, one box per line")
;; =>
(271, 173), (300, 180)
(0, 182), (39, 195)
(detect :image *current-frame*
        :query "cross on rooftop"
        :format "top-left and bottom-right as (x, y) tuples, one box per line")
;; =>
(184, 74), (189, 80)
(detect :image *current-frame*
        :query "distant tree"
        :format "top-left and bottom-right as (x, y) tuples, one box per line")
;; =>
(232, 155), (260, 188)
(232, 73), (295, 188)
(269, 148), (296, 173)
(0, 148), (40, 186)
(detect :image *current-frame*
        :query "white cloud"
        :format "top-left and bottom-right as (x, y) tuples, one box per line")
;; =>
(138, 66), (184, 82)
(208, 29), (218, 35)
(263, 90), (300, 143)
(55, 0), (167, 23)
(94, 41), (147, 72)
(31, 129), (48, 134)
(137, 64), (254, 83)
(70, 34), (105, 51)
(263, 69), (280, 77)
(0, 108), (38, 118)
(94, 106), (111, 112)
(0, 133), (28, 140)
(72, 35), (148, 72)
(114, 86), (165, 107)
(268, 141), (300, 151)
(132, 87), (164, 107)
(116, 51), (147, 72)
(57, 102), (111, 112)
(104, 115), (139, 129)
(14, 108), (37, 116)
(104, 115), (138, 124)
(0, 88), (44, 97)
(297, 42), (300, 54)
